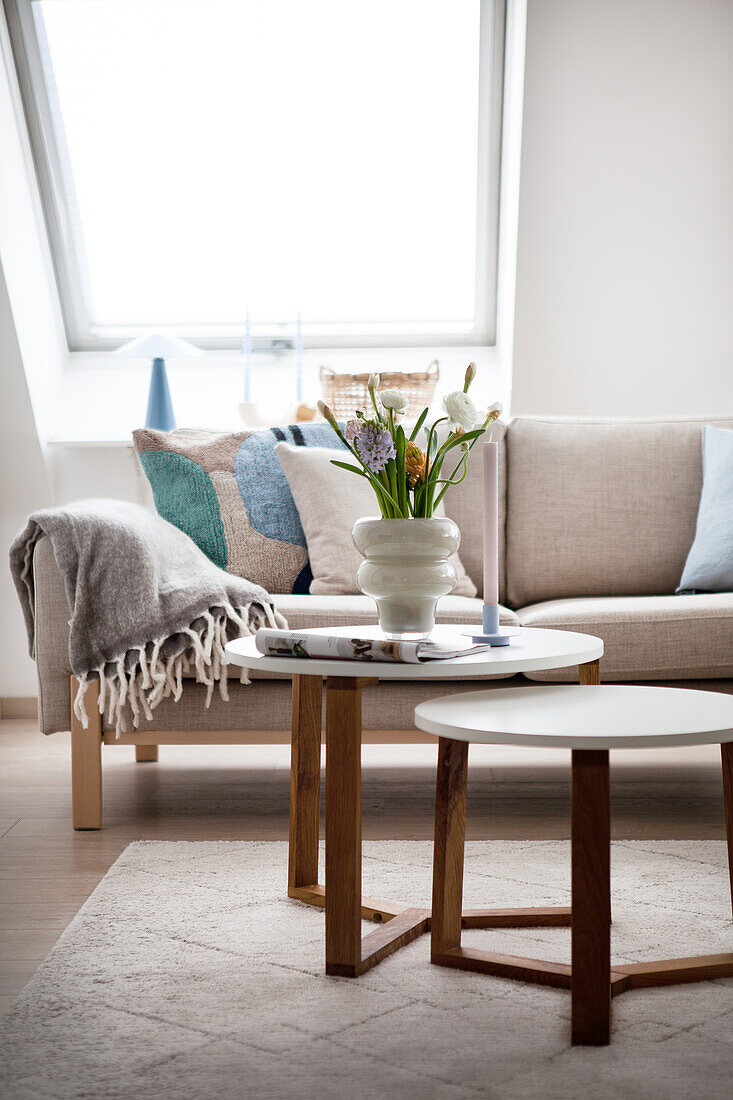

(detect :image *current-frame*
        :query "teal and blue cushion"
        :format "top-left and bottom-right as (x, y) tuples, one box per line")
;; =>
(133, 423), (347, 594)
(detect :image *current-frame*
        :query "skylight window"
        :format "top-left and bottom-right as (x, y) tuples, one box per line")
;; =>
(6, 0), (505, 348)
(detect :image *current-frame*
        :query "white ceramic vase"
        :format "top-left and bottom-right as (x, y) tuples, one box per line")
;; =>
(352, 517), (460, 640)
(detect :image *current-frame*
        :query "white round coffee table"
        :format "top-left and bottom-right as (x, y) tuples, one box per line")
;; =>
(414, 684), (733, 1046)
(226, 626), (603, 979)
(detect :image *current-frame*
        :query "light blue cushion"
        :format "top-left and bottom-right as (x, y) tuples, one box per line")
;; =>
(677, 427), (733, 593)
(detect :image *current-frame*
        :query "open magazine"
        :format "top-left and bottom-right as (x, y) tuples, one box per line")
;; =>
(254, 629), (490, 664)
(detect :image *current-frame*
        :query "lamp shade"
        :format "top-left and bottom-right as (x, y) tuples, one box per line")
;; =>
(115, 334), (204, 359)
(115, 333), (202, 431)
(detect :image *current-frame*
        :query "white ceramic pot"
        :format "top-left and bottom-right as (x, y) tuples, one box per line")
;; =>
(352, 517), (460, 640)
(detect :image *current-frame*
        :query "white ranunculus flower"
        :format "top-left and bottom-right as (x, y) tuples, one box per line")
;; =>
(380, 389), (409, 415)
(368, 373), (380, 390)
(442, 390), (480, 432)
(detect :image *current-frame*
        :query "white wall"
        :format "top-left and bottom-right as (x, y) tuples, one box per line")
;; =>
(0, 12), (65, 440)
(512, 0), (733, 417)
(0, 262), (53, 698)
(0, 12), (63, 697)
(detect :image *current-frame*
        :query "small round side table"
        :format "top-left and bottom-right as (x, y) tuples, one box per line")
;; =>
(226, 626), (603, 979)
(414, 684), (733, 1046)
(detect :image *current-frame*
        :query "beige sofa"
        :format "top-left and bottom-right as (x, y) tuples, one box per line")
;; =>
(31, 416), (733, 827)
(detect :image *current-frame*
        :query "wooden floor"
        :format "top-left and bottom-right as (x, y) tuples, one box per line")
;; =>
(1, 717), (729, 1013)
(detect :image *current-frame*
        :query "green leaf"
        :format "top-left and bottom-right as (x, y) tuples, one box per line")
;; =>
(426, 426), (439, 465)
(409, 408), (429, 441)
(330, 459), (368, 478)
(395, 427), (407, 515)
(444, 427), (485, 448)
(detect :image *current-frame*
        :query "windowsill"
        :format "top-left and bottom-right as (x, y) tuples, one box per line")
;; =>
(47, 438), (134, 447)
(49, 344), (512, 445)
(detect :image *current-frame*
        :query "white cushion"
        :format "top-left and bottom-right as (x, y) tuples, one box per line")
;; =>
(274, 593), (517, 629)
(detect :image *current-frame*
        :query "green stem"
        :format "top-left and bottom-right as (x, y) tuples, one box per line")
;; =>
(432, 452), (470, 509)
(370, 386), (386, 423)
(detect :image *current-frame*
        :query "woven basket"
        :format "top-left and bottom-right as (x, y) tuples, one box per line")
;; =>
(319, 362), (439, 420)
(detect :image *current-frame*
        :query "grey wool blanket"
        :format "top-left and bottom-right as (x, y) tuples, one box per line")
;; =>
(10, 500), (287, 736)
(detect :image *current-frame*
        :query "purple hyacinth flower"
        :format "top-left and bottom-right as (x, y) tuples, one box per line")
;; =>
(344, 419), (361, 444)
(355, 424), (396, 473)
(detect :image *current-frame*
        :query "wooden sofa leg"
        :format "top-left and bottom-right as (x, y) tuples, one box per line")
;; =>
(135, 745), (159, 763)
(70, 677), (102, 830)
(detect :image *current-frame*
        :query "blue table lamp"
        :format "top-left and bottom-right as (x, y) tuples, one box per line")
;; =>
(115, 334), (204, 430)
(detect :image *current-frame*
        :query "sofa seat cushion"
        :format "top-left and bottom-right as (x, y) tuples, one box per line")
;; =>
(517, 594), (733, 681)
(242, 595), (518, 680)
(273, 594), (516, 629)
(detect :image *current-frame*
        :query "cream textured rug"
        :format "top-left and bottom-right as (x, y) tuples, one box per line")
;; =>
(2, 840), (733, 1100)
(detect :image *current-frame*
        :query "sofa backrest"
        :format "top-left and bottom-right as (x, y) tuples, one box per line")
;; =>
(505, 416), (733, 608)
(443, 420), (507, 603)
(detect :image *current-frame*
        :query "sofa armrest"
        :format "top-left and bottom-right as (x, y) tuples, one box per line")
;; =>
(33, 536), (72, 734)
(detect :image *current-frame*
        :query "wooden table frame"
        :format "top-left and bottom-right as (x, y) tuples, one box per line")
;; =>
(288, 674), (432, 977)
(287, 659), (610, 981)
(430, 661), (733, 1045)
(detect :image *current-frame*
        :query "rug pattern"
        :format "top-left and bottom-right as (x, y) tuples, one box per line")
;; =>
(1, 840), (733, 1099)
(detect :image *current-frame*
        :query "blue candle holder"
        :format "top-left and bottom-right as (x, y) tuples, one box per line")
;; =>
(469, 603), (512, 647)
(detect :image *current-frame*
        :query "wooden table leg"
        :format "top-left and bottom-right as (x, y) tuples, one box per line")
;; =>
(721, 743), (733, 921)
(571, 749), (611, 1045)
(578, 658), (612, 921)
(325, 677), (364, 977)
(319, 676), (429, 977)
(288, 675), (323, 896)
(579, 659), (601, 685)
(432, 738), (468, 958)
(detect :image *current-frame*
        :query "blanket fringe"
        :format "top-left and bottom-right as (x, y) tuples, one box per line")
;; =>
(72, 601), (287, 738)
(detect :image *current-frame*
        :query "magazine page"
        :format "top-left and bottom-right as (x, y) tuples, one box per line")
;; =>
(255, 630), (425, 663)
(254, 630), (488, 663)
(415, 639), (489, 660)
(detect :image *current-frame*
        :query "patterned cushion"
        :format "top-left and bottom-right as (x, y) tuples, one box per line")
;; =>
(133, 424), (346, 594)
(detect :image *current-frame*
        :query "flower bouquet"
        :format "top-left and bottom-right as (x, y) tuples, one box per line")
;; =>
(316, 365), (502, 639)
(317, 364), (501, 518)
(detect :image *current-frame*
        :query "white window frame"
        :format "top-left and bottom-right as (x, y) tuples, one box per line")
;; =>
(4, 0), (506, 352)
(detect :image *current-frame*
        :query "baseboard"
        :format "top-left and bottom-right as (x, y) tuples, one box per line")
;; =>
(0, 696), (38, 720)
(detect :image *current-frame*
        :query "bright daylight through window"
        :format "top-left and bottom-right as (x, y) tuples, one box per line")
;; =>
(7, 0), (504, 348)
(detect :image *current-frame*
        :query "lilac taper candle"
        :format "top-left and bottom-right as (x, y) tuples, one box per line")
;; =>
(482, 441), (500, 607)
(242, 308), (252, 402)
(294, 311), (304, 403)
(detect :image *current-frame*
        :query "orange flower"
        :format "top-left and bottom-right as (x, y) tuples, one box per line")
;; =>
(405, 441), (427, 486)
